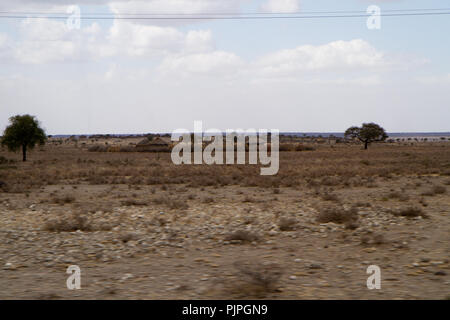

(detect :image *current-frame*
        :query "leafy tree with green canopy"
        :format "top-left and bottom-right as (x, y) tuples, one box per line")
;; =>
(1, 115), (47, 161)
(345, 123), (388, 150)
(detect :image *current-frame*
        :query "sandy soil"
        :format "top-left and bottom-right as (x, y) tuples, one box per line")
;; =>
(0, 142), (449, 299)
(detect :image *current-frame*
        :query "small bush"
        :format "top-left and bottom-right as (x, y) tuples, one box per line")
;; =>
(419, 198), (428, 207)
(344, 220), (360, 230)
(354, 201), (371, 208)
(88, 145), (108, 152)
(421, 190), (435, 197)
(321, 192), (340, 202)
(232, 260), (283, 298)
(168, 199), (189, 210)
(316, 205), (358, 224)
(278, 216), (297, 231)
(243, 195), (256, 203)
(386, 191), (409, 201)
(319, 176), (341, 187)
(202, 197), (214, 204)
(0, 156), (15, 165)
(373, 234), (385, 245)
(295, 144), (315, 152)
(279, 143), (294, 152)
(360, 233), (385, 245)
(421, 185), (446, 196)
(225, 229), (259, 242)
(151, 196), (188, 209)
(52, 195), (76, 205)
(121, 199), (148, 206)
(44, 212), (92, 232)
(120, 232), (137, 243)
(396, 207), (428, 218)
(433, 185), (446, 194)
(187, 194), (196, 200)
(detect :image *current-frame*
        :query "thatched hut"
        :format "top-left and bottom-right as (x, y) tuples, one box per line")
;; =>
(135, 136), (171, 152)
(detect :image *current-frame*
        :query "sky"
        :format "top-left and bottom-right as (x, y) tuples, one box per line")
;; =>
(0, 0), (449, 134)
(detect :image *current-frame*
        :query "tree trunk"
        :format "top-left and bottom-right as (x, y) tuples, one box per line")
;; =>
(22, 144), (27, 162)
(364, 141), (368, 150)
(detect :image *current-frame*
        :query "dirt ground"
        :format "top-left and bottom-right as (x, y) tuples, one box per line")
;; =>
(0, 141), (449, 299)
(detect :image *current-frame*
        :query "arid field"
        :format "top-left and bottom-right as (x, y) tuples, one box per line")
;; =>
(0, 139), (449, 299)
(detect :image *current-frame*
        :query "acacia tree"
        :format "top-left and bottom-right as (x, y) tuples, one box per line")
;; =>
(1, 115), (47, 161)
(345, 123), (387, 150)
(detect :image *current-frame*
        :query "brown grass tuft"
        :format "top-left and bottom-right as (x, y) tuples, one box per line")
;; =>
(225, 229), (260, 243)
(316, 205), (358, 225)
(277, 216), (298, 231)
(44, 212), (92, 232)
(231, 260), (283, 298)
(395, 207), (428, 218)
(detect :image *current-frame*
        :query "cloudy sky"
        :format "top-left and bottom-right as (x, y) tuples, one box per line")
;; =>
(0, 0), (449, 134)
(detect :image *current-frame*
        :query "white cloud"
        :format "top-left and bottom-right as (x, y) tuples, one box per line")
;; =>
(19, 18), (70, 41)
(7, 18), (215, 63)
(13, 18), (84, 64)
(415, 74), (450, 85)
(106, 21), (184, 57)
(15, 40), (77, 64)
(4, 18), (410, 87)
(184, 30), (214, 53)
(159, 51), (244, 78)
(0, 33), (8, 47)
(103, 23), (216, 58)
(0, 2), (446, 133)
(261, 0), (300, 13)
(10, 18), (114, 64)
(155, 39), (415, 85)
(0, 32), (13, 60)
(252, 39), (387, 78)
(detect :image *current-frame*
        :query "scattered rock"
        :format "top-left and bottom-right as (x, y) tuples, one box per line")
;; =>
(120, 273), (133, 282)
(3, 262), (15, 270)
(308, 263), (323, 270)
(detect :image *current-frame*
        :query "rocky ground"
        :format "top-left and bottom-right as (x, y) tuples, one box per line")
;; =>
(0, 144), (449, 299)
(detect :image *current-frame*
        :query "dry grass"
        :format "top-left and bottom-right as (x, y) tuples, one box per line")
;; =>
(321, 192), (340, 202)
(121, 199), (148, 206)
(395, 207), (428, 219)
(316, 205), (358, 225)
(361, 233), (386, 246)
(385, 190), (410, 202)
(277, 216), (298, 231)
(421, 185), (446, 197)
(201, 197), (215, 204)
(433, 185), (446, 194)
(51, 195), (76, 205)
(43, 212), (93, 232)
(231, 260), (283, 298)
(2, 143), (450, 194)
(151, 196), (189, 209)
(224, 229), (260, 243)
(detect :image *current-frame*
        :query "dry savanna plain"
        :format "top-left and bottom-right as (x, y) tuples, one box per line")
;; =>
(0, 137), (449, 299)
